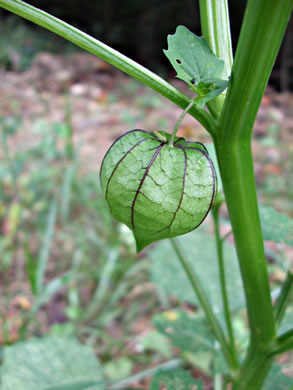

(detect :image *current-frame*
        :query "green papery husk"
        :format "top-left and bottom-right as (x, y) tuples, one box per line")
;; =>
(100, 129), (216, 252)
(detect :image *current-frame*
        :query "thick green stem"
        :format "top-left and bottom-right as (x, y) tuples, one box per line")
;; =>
(0, 0), (216, 135)
(212, 206), (238, 368)
(168, 99), (194, 146)
(199, 0), (233, 114)
(214, 137), (277, 390)
(170, 238), (238, 373)
(234, 346), (274, 390)
(215, 0), (293, 387)
(214, 139), (275, 350)
(274, 270), (293, 328)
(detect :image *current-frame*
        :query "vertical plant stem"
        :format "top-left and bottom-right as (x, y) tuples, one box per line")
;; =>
(199, 0), (233, 114)
(215, 0), (293, 387)
(216, 138), (279, 390)
(170, 238), (238, 373)
(217, 0), (292, 350)
(234, 348), (274, 390)
(274, 270), (293, 328)
(36, 199), (58, 294)
(212, 206), (238, 367)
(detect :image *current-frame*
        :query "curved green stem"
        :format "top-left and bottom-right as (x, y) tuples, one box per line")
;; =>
(212, 205), (238, 368)
(0, 0), (216, 135)
(170, 238), (238, 373)
(168, 99), (194, 146)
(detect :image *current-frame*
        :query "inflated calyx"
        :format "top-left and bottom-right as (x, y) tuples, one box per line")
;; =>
(100, 129), (216, 252)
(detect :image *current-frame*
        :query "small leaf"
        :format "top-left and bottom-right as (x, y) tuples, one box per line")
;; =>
(150, 368), (202, 390)
(260, 206), (293, 246)
(164, 26), (229, 107)
(1, 336), (104, 390)
(263, 364), (293, 390)
(100, 130), (216, 252)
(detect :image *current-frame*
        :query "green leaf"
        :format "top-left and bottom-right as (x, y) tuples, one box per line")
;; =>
(151, 229), (245, 313)
(1, 336), (105, 390)
(100, 130), (216, 252)
(104, 357), (133, 381)
(263, 364), (293, 390)
(149, 368), (202, 390)
(164, 25), (229, 108)
(153, 310), (215, 353)
(152, 310), (226, 374)
(260, 206), (293, 247)
(140, 330), (172, 358)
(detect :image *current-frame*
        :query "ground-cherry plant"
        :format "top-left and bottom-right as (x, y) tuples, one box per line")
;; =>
(1, 0), (293, 389)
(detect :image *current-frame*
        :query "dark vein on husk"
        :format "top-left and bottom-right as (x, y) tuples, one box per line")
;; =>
(105, 137), (155, 201)
(100, 129), (153, 180)
(152, 148), (187, 237)
(177, 145), (217, 232)
(173, 136), (185, 145)
(176, 141), (208, 153)
(131, 144), (165, 229)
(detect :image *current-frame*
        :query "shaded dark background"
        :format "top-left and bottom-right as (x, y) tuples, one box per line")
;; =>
(1, 0), (293, 90)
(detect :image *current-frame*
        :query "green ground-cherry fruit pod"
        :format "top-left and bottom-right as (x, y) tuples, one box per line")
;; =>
(100, 129), (217, 252)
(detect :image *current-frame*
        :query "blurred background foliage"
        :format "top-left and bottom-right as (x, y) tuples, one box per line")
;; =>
(0, 0), (293, 90)
(0, 1), (293, 387)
